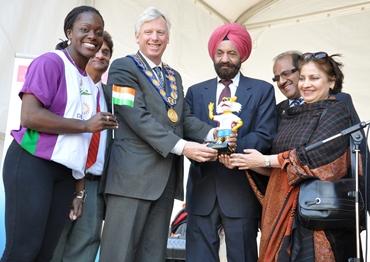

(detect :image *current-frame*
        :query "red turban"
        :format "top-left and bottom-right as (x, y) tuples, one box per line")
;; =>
(208, 23), (252, 63)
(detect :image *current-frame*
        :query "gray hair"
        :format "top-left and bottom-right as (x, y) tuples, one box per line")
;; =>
(135, 7), (171, 34)
(273, 50), (302, 69)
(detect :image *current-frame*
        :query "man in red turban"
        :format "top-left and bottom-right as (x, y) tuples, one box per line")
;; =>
(208, 23), (252, 63)
(185, 23), (277, 262)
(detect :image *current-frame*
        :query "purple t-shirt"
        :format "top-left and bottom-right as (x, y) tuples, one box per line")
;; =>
(12, 52), (68, 159)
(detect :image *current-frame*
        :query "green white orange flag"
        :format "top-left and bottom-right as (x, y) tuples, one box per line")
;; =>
(112, 85), (136, 107)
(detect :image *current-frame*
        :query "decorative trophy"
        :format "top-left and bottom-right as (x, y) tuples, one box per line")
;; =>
(208, 96), (243, 153)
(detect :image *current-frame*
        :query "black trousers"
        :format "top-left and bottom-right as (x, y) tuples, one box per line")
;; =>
(100, 162), (177, 262)
(1, 141), (75, 262)
(186, 199), (258, 262)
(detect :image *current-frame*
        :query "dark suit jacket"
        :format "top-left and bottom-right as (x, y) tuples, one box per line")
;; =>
(103, 53), (212, 201)
(186, 74), (277, 218)
(98, 83), (113, 195)
(335, 92), (361, 125)
(276, 99), (289, 124)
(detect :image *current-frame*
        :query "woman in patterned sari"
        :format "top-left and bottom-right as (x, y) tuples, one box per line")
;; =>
(220, 52), (358, 261)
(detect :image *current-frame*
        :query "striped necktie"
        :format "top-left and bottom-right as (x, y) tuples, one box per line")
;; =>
(86, 91), (100, 168)
(290, 97), (304, 107)
(153, 66), (164, 87)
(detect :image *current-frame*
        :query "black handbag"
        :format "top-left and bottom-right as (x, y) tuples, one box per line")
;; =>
(298, 138), (365, 231)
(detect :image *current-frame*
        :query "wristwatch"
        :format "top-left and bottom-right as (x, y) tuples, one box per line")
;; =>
(75, 189), (86, 202)
(264, 156), (271, 168)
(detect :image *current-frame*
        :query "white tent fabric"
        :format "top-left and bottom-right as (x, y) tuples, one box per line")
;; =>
(0, 0), (369, 194)
(1, 0), (370, 214)
(1, 0), (370, 258)
(1, 0), (369, 138)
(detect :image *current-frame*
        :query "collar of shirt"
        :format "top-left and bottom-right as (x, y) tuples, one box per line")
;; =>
(139, 51), (162, 68)
(95, 80), (102, 88)
(139, 51), (163, 81)
(216, 72), (240, 104)
(94, 81), (106, 108)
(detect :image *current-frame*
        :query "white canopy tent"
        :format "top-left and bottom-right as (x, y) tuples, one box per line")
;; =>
(1, 0), (370, 199)
(1, 0), (370, 257)
(1, 0), (370, 152)
(2, 0), (370, 210)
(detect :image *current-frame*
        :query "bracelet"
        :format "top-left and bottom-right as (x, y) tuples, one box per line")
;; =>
(264, 156), (271, 168)
(74, 189), (86, 202)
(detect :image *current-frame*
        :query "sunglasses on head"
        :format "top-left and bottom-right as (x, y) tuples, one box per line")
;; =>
(302, 52), (328, 61)
(272, 68), (298, 82)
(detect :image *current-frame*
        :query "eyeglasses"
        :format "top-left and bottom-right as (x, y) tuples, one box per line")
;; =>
(272, 68), (298, 82)
(302, 52), (328, 61)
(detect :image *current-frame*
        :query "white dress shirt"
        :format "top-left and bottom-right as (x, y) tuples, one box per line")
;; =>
(85, 81), (108, 176)
(216, 72), (240, 104)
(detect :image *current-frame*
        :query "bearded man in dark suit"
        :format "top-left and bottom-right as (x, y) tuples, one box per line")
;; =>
(185, 23), (277, 262)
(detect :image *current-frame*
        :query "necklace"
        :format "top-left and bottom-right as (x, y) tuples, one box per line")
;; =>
(64, 48), (84, 88)
(129, 54), (179, 123)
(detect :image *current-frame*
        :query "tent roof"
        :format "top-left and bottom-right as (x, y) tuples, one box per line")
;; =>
(196, 0), (370, 27)
(1, 1), (370, 239)
(1, 0), (370, 137)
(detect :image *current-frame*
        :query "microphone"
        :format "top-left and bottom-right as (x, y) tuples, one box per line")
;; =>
(305, 120), (370, 152)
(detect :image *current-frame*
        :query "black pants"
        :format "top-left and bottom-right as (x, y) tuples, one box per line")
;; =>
(1, 141), (75, 262)
(186, 200), (258, 262)
(100, 161), (177, 262)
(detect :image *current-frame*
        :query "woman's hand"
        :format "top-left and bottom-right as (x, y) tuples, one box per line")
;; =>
(69, 179), (85, 220)
(84, 112), (118, 133)
(21, 94), (118, 134)
(229, 149), (265, 170)
(69, 196), (84, 221)
(219, 154), (234, 169)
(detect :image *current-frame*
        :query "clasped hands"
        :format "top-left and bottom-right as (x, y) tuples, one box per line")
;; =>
(182, 131), (237, 163)
(219, 149), (264, 170)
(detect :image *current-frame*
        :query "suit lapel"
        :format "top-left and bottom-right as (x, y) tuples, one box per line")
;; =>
(278, 100), (290, 119)
(234, 74), (253, 115)
(134, 51), (168, 111)
(282, 100), (290, 110)
(201, 78), (218, 125)
(102, 83), (112, 113)
(136, 51), (151, 69)
(203, 78), (218, 104)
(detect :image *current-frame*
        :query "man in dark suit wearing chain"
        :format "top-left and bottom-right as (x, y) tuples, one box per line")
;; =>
(100, 7), (218, 262)
(185, 23), (277, 262)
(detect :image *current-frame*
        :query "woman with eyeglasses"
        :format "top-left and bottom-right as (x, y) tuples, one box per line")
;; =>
(220, 52), (359, 261)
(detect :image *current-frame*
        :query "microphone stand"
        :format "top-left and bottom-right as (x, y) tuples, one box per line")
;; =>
(305, 120), (370, 262)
